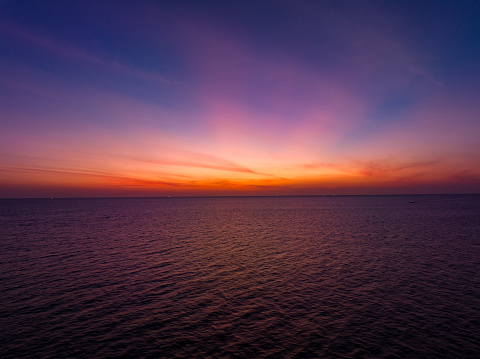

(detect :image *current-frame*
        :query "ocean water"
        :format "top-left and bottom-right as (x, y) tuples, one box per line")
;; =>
(1, 195), (480, 358)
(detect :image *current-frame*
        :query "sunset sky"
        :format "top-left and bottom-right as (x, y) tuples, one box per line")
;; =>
(1, 0), (480, 197)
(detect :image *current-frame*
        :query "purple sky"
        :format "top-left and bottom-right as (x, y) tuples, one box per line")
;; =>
(1, 0), (480, 197)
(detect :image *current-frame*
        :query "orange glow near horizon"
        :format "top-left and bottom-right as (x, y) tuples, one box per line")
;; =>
(2, 141), (479, 197)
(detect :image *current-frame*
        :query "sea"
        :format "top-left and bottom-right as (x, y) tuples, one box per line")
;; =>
(1, 195), (480, 358)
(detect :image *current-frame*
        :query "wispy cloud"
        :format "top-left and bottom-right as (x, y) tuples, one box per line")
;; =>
(132, 151), (262, 175)
(0, 166), (181, 187)
(0, 21), (183, 88)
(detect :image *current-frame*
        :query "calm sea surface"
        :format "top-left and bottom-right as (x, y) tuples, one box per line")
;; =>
(1, 195), (480, 358)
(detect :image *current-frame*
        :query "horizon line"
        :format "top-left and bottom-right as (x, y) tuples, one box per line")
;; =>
(2, 193), (479, 200)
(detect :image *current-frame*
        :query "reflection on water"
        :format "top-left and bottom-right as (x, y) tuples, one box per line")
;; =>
(1, 195), (480, 358)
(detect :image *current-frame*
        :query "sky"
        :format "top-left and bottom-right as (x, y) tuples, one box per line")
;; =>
(1, 0), (480, 197)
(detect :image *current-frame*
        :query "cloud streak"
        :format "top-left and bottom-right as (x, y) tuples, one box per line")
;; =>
(132, 152), (262, 175)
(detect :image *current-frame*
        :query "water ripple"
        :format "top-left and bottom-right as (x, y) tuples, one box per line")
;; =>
(1, 195), (480, 358)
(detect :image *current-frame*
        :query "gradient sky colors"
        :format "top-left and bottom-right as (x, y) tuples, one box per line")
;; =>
(1, 0), (480, 197)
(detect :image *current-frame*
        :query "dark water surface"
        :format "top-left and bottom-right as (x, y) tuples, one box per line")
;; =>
(1, 195), (480, 358)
